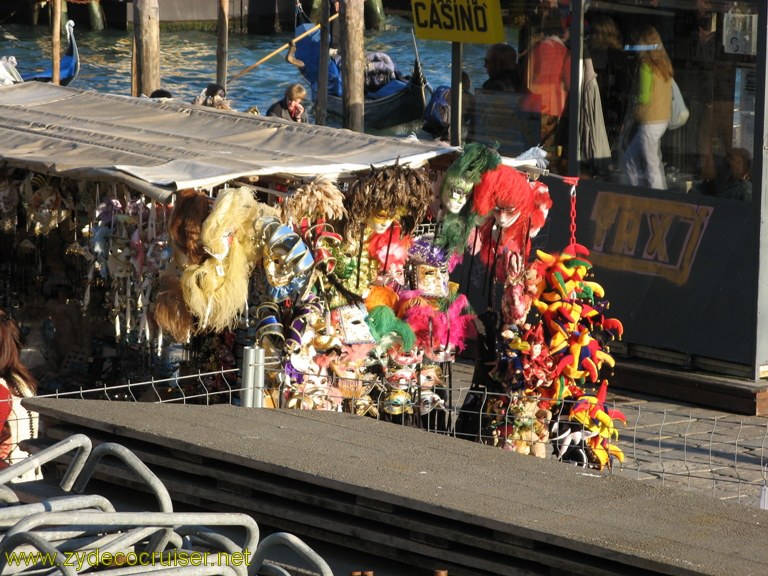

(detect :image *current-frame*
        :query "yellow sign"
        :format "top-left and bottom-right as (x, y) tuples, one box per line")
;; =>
(412, 0), (505, 44)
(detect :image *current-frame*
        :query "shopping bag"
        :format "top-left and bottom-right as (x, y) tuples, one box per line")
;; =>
(668, 79), (689, 130)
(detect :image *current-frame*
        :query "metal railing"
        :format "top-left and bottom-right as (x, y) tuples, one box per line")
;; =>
(0, 435), (335, 576)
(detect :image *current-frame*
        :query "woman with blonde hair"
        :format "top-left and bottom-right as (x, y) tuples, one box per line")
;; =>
(0, 308), (39, 480)
(266, 83), (308, 123)
(620, 25), (673, 189)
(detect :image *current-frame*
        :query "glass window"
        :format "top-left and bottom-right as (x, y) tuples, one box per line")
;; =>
(581, 0), (757, 200)
(469, 1), (572, 173)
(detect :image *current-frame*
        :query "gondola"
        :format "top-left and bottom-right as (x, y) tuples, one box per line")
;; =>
(292, 21), (431, 130)
(22, 20), (80, 86)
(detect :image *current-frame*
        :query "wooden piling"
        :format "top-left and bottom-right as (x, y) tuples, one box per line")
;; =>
(340, 0), (364, 132)
(59, 0), (68, 32)
(51, 0), (61, 85)
(315, 0), (330, 126)
(217, 0), (228, 91)
(88, 0), (105, 31)
(133, 0), (161, 97)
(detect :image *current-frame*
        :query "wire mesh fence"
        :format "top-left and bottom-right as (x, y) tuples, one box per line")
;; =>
(19, 358), (768, 509)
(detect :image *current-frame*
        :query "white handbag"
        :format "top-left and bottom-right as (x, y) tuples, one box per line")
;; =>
(668, 79), (689, 130)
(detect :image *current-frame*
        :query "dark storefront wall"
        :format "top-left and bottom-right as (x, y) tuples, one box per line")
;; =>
(458, 0), (767, 380)
(541, 179), (760, 372)
(553, 0), (767, 379)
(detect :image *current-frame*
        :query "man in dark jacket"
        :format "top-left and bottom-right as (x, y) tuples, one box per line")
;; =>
(482, 43), (523, 92)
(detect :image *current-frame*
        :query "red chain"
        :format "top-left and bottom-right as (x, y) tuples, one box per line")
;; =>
(564, 177), (579, 248)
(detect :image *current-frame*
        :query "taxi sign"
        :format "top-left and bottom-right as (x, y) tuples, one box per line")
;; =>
(412, 0), (505, 44)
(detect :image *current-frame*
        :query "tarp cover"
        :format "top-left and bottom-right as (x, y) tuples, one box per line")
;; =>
(0, 82), (456, 202)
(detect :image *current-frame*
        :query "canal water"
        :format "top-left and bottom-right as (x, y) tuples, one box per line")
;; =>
(2, 15), (498, 135)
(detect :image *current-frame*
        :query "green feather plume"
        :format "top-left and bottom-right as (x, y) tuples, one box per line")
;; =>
(366, 305), (416, 351)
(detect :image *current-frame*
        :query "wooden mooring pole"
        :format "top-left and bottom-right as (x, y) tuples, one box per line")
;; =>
(315, 0), (330, 126)
(340, 0), (364, 131)
(51, 0), (61, 85)
(217, 0), (228, 91)
(133, 0), (160, 97)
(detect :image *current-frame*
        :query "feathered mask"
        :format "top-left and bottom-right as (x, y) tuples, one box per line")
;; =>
(169, 189), (210, 267)
(473, 164), (534, 219)
(366, 305), (416, 352)
(282, 176), (347, 226)
(439, 143), (501, 213)
(344, 163), (433, 237)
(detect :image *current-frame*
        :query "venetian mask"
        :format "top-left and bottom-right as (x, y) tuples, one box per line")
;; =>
(388, 344), (424, 367)
(440, 174), (472, 214)
(419, 391), (445, 415)
(387, 367), (416, 391)
(426, 345), (455, 363)
(262, 222), (314, 290)
(383, 389), (413, 415)
(415, 264), (449, 298)
(418, 365), (443, 390)
(367, 209), (395, 234)
(337, 303), (376, 345)
(493, 205), (521, 229)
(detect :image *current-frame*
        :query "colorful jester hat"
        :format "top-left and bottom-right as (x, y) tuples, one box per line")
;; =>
(569, 379), (627, 470)
(530, 244), (624, 400)
(435, 143), (501, 255)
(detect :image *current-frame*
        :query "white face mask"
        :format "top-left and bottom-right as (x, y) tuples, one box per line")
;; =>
(444, 190), (468, 214)
(368, 216), (394, 234)
(494, 206), (521, 229)
(441, 178), (472, 214)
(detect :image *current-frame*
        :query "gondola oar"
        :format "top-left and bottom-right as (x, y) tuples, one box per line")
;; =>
(229, 12), (339, 83)
(410, 28), (426, 110)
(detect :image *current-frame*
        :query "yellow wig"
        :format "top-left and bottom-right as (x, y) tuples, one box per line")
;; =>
(153, 273), (194, 343)
(181, 187), (263, 332)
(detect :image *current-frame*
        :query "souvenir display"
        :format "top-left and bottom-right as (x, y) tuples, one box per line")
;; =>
(1, 142), (625, 470)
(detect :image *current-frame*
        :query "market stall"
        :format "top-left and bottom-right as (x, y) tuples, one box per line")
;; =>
(0, 81), (627, 468)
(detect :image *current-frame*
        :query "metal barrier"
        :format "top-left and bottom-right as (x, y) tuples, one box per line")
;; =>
(12, 352), (768, 510)
(0, 434), (335, 576)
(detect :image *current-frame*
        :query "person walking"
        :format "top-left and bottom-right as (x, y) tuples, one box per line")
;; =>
(619, 25), (673, 190)
(267, 83), (308, 123)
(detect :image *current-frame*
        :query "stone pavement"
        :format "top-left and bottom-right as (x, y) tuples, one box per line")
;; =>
(448, 361), (768, 509)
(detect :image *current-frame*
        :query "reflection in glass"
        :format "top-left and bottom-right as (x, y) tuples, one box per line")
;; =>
(580, 0), (756, 199)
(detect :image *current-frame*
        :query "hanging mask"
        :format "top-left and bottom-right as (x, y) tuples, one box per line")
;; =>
(425, 344), (455, 363)
(367, 209), (396, 235)
(336, 303), (375, 345)
(388, 344), (424, 367)
(262, 221), (314, 300)
(418, 365), (443, 390)
(0, 180), (19, 232)
(387, 367), (416, 391)
(493, 205), (522, 229)
(383, 389), (413, 415)
(440, 173), (473, 214)
(419, 392), (445, 415)
(415, 264), (449, 298)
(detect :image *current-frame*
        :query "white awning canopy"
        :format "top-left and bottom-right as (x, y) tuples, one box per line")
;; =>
(0, 82), (458, 202)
